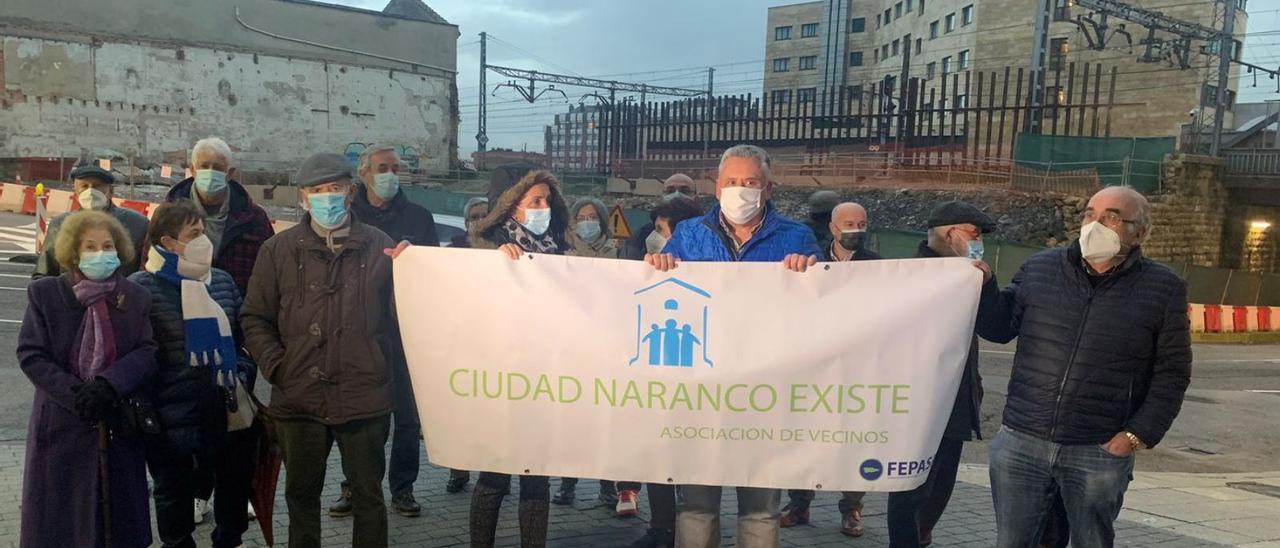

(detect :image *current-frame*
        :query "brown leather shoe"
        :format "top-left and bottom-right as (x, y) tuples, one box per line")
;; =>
(840, 509), (865, 537)
(780, 507), (810, 528)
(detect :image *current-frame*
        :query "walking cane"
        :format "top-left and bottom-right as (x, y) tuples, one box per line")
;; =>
(98, 422), (113, 547)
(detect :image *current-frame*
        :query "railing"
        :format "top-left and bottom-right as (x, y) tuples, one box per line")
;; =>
(1223, 149), (1280, 176)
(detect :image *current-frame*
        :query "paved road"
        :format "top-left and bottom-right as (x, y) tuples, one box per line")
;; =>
(1, 211), (1277, 546)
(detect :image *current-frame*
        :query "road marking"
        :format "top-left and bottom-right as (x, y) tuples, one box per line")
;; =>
(0, 274), (30, 279)
(979, 350), (1015, 355)
(1246, 390), (1280, 394)
(1, 286), (26, 291)
(0, 319), (20, 324)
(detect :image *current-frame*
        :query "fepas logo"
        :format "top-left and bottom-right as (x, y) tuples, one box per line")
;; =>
(629, 278), (714, 368)
(859, 459), (884, 481)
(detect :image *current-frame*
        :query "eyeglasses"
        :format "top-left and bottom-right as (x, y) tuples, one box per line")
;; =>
(1080, 210), (1137, 230)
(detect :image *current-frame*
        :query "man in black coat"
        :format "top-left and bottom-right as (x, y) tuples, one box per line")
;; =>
(621, 173), (697, 260)
(977, 186), (1191, 548)
(331, 145), (439, 519)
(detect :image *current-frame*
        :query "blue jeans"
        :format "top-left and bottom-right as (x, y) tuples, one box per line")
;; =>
(388, 365), (421, 496)
(989, 427), (1134, 548)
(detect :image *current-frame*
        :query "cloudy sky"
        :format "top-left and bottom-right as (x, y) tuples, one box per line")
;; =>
(331, 0), (1279, 159)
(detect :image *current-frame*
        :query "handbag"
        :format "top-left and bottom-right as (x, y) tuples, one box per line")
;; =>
(116, 393), (162, 437)
(226, 382), (257, 432)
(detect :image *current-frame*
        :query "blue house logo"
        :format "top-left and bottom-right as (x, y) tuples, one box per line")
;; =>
(629, 278), (714, 368)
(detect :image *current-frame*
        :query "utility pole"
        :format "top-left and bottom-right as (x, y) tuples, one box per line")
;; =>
(1027, 0), (1051, 134)
(1210, 0), (1237, 157)
(898, 35), (912, 147)
(476, 32), (488, 160)
(703, 67), (715, 159)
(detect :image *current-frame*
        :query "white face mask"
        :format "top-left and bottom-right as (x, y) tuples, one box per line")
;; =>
(719, 186), (764, 225)
(645, 230), (669, 254)
(175, 234), (215, 281)
(1079, 221), (1123, 264)
(78, 188), (110, 211)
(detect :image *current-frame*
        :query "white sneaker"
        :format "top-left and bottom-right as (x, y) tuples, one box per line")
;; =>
(247, 502), (256, 519)
(194, 499), (209, 524)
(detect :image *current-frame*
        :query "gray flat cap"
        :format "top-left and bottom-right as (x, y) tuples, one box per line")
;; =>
(295, 153), (352, 188)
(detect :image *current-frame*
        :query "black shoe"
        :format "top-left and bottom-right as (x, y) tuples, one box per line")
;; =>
(630, 527), (675, 548)
(392, 491), (422, 517)
(598, 487), (619, 507)
(551, 486), (576, 505)
(327, 486), (353, 518)
(446, 475), (470, 494)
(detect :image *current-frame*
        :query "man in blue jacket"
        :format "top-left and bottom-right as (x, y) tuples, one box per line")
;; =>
(977, 186), (1191, 548)
(645, 144), (820, 548)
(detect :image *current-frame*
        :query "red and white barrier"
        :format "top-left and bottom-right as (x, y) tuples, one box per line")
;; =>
(1190, 304), (1280, 334)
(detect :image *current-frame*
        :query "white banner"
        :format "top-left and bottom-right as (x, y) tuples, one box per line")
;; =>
(395, 247), (982, 492)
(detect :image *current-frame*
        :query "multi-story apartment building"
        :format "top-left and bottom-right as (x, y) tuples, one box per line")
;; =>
(763, 0), (1249, 142)
(545, 104), (603, 171)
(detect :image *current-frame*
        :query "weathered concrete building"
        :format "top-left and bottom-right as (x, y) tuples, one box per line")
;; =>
(764, 0), (1248, 147)
(0, 0), (458, 180)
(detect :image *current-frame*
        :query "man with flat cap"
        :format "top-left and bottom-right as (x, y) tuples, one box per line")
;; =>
(34, 163), (149, 278)
(241, 153), (402, 548)
(883, 200), (995, 548)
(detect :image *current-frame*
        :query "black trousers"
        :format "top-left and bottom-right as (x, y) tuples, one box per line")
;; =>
(886, 437), (965, 548)
(278, 416), (391, 548)
(616, 481), (677, 531)
(147, 424), (259, 548)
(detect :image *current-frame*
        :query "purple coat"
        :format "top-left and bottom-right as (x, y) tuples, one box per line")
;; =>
(18, 274), (157, 548)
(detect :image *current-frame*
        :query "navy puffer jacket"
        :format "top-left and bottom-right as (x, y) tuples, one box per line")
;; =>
(977, 242), (1191, 446)
(128, 268), (254, 453)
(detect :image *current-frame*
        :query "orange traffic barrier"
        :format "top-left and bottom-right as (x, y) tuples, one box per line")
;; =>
(1204, 305), (1223, 333)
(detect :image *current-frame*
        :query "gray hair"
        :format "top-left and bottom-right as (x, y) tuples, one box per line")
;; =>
(358, 144), (400, 174)
(719, 144), (773, 180)
(463, 196), (489, 215)
(191, 137), (233, 167)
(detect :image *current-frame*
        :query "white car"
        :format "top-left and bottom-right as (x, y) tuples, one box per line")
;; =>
(436, 214), (466, 246)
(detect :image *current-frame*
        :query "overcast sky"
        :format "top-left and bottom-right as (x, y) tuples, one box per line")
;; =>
(332, 0), (1280, 159)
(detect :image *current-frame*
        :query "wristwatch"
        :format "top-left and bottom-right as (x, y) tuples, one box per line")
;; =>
(1123, 431), (1145, 451)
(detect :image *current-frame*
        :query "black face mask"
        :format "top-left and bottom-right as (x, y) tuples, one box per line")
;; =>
(838, 231), (866, 251)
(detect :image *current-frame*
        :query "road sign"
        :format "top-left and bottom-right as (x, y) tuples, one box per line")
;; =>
(608, 205), (632, 239)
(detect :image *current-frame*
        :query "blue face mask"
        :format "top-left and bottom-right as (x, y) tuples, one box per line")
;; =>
(574, 220), (602, 242)
(79, 250), (121, 281)
(194, 169), (228, 196)
(370, 172), (400, 201)
(966, 239), (985, 261)
(307, 191), (350, 229)
(520, 207), (552, 236)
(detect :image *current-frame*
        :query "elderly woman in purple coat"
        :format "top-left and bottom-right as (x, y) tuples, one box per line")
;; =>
(17, 210), (157, 547)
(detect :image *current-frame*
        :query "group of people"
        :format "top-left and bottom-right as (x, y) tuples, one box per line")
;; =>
(17, 139), (1190, 548)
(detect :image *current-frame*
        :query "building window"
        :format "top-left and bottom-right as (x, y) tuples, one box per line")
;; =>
(849, 17), (866, 33)
(1046, 86), (1065, 110)
(927, 62), (937, 79)
(955, 94), (968, 108)
(797, 88), (817, 103)
(945, 13), (956, 32)
(930, 21), (939, 39)
(895, 2), (903, 19)
(1049, 38), (1068, 71)
(916, 38), (923, 55)
(962, 5), (974, 25)
(874, 49), (880, 62)
(942, 55), (952, 75)
(799, 55), (818, 70)
(775, 26), (792, 40)
(1202, 84), (1237, 111)
(907, 0), (914, 13)
(773, 58), (790, 72)
(877, 14), (882, 29)
(920, 0), (925, 13)
(892, 39), (900, 56)
(801, 23), (820, 37)
(1053, 0), (1071, 21)
(884, 9), (892, 25)
(772, 89), (792, 104)
(958, 50), (970, 70)
(849, 51), (864, 66)
(882, 44), (890, 60)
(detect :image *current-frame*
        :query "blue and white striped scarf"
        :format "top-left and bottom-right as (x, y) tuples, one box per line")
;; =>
(146, 246), (239, 388)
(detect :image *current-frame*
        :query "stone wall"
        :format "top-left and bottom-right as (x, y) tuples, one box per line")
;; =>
(1143, 154), (1227, 268)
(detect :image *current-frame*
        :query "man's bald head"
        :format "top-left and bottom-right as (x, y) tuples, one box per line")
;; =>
(830, 202), (869, 237)
(1085, 185), (1151, 241)
(663, 173), (696, 198)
